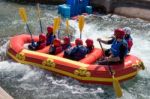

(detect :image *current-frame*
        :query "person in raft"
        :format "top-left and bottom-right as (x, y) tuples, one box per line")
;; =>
(61, 36), (72, 50)
(49, 38), (62, 55)
(123, 27), (133, 52)
(85, 38), (94, 53)
(64, 38), (87, 60)
(46, 26), (56, 45)
(28, 33), (46, 50)
(97, 28), (128, 65)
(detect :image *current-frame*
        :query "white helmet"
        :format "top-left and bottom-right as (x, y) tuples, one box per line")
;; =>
(123, 27), (131, 35)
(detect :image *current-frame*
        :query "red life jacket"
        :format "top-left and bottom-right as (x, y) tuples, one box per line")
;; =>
(37, 42), (46, 50)
(50, 45), (62, 55)
(55, 46), (62, 54)
(125, 35), (133, 52)
(86, 45), (94, 53)
(62, 43), (71, 50)
(127, 39), (133, 51)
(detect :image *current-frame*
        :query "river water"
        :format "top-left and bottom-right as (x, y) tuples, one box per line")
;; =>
(0, 0), (150, 99)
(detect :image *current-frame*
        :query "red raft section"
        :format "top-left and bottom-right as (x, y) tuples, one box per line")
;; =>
(7, 34), (145, 85)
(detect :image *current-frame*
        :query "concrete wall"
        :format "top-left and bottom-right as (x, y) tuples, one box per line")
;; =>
(90, 0), (150, 12)
(90, 0), (150, 21)
(10, 0), (150, 21)
(112, 0), (150, 21)
(90, 0), (112, 13)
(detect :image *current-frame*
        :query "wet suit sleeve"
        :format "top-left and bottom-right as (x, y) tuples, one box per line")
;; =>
(107, 38), (114, 44)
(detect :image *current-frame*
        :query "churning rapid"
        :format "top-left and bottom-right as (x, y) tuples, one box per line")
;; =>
(0, 0), (150, 99)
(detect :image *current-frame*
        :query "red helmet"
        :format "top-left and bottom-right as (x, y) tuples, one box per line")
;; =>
(114, 28), (125, 39)
(86, 38), (93, 47)
(75, 38), (83, 45)
(47, 26), (53, 34)
(63, 36), (70, 45)
(53, 39), (61, 47)
(39, 33), (46, 42)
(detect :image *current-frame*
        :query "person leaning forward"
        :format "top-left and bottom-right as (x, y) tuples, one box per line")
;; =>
(97, 28), (128, 65)
(28, 33), (46, 50)
(64, 38), (87, 61)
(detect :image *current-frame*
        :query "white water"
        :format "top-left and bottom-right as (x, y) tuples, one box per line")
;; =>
(0, 1), (150, 99)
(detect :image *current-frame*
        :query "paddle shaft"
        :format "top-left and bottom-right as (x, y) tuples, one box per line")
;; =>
(80, 32), (82, 39)
(98, 41), (113, 75)
(26, 23), (33, 41)
(66, 19), (70, 37)
(37, 3), (43, 33)
(39, 19), (43, 33)
(99, 41), (105, 56)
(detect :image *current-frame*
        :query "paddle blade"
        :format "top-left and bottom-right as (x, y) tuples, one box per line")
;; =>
(66, 19), (69, 34)
(78, 15), (85, 33)
(53, 17), (61, 34)
(112, 76), (123, 98)
(56, 17), (61, 30)
(53, 17), (58, 34)
(19, 8), (27, 23)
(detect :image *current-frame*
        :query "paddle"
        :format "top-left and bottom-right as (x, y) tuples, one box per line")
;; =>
(56, 17), (61, 31)
(37, 3), (43, 33)
(53, 17), (58, 35)
(56, 17), (61, 38)
(53, 17), (61, 37)
(66, 18), (70, 37)
(98, 41), (123, 98)
(78, 15), (85, 39)
(19, 7), (33, 42)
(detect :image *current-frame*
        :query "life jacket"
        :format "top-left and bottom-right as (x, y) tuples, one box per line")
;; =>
(37, 41), (46, 50)
(46, 34), (55, 45)
(125, 35), (133, 52)
(62, 43), (72, 50)
(70, 45), (87, 60)
(28, 41), (46, 50)
(49, 45), (62, 55)
(86, 45), (94, 53)
(110, 39), (128, 57)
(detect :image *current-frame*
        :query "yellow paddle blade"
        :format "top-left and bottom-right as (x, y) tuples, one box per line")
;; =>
(66, 19), (69, 34)
(37, 3), (41, 18)
(19, 7), (27, 23)
(112, 76), (122, 98)
(53, 17), (61, 34)
(53, 17), (58, 34)
(56, 17), (61, 30)
(78, 15), (85, 33)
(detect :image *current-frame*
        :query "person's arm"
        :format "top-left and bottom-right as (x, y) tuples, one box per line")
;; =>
(97, 38), (108, 44)
(97, 38), (114, 44)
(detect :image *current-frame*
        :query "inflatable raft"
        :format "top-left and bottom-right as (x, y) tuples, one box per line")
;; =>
(7, 34), (144, 85)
